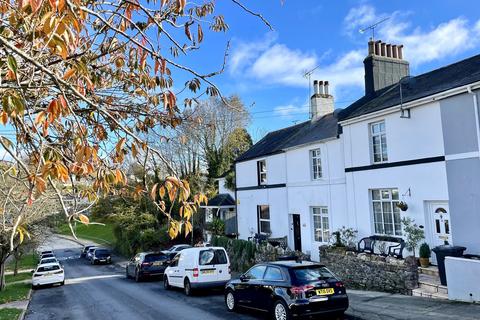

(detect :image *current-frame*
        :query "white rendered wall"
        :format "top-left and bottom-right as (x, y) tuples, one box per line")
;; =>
(285, 139), (348, 261)
(445, 257), (480, 303)
(235, 153), (286, 188)
(342, 102), (448, 255)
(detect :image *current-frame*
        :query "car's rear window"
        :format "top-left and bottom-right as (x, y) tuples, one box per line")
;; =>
(144, 254), (167, 262)
(41, 258), (56, 264)
(199, 249), (227, 265)
(37, 265), (60, 272)
(291, 266), (336, 284)
(42, 254), (54, 258)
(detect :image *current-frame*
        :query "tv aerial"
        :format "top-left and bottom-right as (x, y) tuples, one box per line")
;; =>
(359, 17), (390, 41)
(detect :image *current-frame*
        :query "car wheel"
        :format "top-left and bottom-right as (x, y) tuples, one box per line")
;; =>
(60, 280), (65, 286)
(32, 284), (38, 290)
(135, 269), (141, 282)
(163, 276), (171, 290)
(225, 290), (237, 312)
(184, 279), (193, 296)
(273, 300), (291, 320)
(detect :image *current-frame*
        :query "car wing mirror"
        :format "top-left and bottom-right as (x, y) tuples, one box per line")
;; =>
(239, 274), (248, 282)
(31, 270), (35, 274)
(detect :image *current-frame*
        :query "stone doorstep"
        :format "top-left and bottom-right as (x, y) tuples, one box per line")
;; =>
(412, 288), (449, 300)
(418, 266), (440, 277)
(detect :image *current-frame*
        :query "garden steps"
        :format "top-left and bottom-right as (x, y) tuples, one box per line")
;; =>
(412, 273), (448, 300)
(418, 266), (439, 277)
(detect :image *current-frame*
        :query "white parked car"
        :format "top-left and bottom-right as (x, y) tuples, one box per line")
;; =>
(32, 263), (65, 289)
(163, 247), (231, 296)
(38, 257), (59, 266)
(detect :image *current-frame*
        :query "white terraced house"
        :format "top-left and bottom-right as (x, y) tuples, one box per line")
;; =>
(235, 40), (480, 263)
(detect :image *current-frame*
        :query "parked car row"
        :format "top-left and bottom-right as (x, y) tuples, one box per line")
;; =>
(81, 245), (112, 265)
(31, 250), (65, 289)
(126, 244), (350, 320)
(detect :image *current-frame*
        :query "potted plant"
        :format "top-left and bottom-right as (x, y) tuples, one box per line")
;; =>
(396, 201), (408, 211)
(419, 243), (431, 267)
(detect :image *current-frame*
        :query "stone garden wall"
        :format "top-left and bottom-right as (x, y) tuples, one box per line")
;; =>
(320, 246), (419, 295)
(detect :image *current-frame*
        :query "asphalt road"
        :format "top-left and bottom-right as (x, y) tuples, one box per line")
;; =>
(25, 237), (480, 320)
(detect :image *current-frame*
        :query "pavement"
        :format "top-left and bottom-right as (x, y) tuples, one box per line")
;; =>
(23, 235), (480, 320)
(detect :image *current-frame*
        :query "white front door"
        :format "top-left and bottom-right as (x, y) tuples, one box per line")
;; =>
(428, 202), (452, 264)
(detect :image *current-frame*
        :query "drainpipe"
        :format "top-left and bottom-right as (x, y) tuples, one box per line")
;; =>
(467, 86), (480, 159)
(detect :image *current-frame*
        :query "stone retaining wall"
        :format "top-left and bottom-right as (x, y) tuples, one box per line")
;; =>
(320, 246), (419, 295)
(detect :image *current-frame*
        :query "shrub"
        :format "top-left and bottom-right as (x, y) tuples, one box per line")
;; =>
(401, 217), (425, 257)
(331, 226), (358, 249)
(419, 242), (431, 259)
(206, 218), (225, 236)
(211, 236), (256, 272)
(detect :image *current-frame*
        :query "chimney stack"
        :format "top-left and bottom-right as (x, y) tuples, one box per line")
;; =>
(364, 40), (409, 96)
(310, 80), (334, 121)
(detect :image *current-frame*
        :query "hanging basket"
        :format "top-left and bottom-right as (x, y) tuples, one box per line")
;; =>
(396, 201), (409, 211)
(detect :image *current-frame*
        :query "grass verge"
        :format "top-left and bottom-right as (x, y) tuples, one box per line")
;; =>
(6, 254), (38, 272)
(5, 273), (32, 284)
(57, 222), (115, 246)
(0, 308), (22, 320)
(0, 282), (30, 304)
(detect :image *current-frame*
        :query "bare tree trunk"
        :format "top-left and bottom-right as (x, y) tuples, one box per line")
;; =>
(13, 248), (19, 276)
(0, 251), (7, 291)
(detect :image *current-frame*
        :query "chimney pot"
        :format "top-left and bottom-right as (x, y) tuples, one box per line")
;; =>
(319, 80), (325, 94)
(380, 42), (386, 57)
(313, 80), (319, 95)
(368, 41), (375, 55)
(324, 81), (329, 95)
(386, 44), (392, 58)
(398, 45), (404, 60)
(375, 40), (382, 55)
(392, 45), (398, 59)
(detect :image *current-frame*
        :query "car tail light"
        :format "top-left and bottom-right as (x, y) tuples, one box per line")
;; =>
(335, 282), (344, 288)
(228, 266), (231, 274)
(54, 270), (64, 274)
(290, 285), (314, 299)
(33, 273), (41, 277)
(193, 268), (199, 278)
(141, 262), (152, 268)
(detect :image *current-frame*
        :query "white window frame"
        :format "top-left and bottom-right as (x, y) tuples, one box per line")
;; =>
(310, 148), (322, 180)
(312, 207), (330, 243)
(257, 160), (267, 185)
(370, 121), (388, 163)
(257, 205), (271, 235)
(371, 189), (402, 236)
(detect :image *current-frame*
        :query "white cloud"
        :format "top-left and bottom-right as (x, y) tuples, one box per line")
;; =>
(345, 4), (480, 67)
(229, 33), (277, 75)
(250, 44), (317, 87)
(274, 103), (308, 118)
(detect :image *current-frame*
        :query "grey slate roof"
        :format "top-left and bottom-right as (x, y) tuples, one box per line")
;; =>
(206, 194), (235, 207)
(236, 111), (341, 162)
(340, 53), (480, 121)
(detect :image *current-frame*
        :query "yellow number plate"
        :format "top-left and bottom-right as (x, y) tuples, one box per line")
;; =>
(201, 269), (214, 275)
(153, 261), (161, 266)
(316, 288), (334, 296)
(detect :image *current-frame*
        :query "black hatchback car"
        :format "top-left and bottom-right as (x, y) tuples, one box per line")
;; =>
(126, 252), (171, 282)
(225, 261), (348, 320)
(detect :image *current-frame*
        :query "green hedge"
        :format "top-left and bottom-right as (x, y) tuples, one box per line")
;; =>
(211, 236), (256, 272)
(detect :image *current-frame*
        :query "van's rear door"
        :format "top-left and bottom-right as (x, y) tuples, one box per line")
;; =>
(198, 249), (230, 283)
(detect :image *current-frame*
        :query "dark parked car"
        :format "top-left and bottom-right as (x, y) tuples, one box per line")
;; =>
(225, 261), (349, 320)
(81, 245), (96, 258)
(126, 252), (170, 282)
(90, 248), (112, 265)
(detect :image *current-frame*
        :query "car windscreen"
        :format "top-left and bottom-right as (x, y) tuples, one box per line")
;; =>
(95, 249), (110, 257)
(199, 249), (227, 265)
(88, 248), (97, 252)
(291, 266), (337, 284)
(37, 265), (60, 272)
(144, 254), (167, 262)
(41, 254), (54, 259)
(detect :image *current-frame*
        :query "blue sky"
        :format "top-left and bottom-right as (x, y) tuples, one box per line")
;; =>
(188, 0), (480, 141)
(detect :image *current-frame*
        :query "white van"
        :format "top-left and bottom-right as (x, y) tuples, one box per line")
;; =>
(163, 247), (231, 295)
